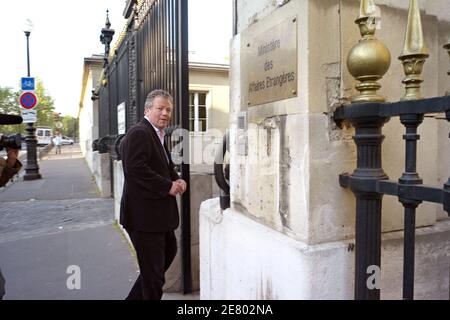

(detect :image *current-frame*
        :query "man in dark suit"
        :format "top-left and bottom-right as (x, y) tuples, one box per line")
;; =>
(120, 89), (186, 300)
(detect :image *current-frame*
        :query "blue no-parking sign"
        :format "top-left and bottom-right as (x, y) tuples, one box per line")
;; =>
(20, 91), (38, 109)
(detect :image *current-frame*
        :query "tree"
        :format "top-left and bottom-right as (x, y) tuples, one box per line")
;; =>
(60, 115), (79, 139)
(0, 87), (23, 135)
(0, 87), (20, 114)
(34, 79), (55, 128)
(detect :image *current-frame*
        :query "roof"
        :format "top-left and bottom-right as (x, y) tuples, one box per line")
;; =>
(189, 62), (230, 72)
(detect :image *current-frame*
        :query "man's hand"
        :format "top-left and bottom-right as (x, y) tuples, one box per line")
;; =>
(168, 179), (187, 196)
(169, 181), (183, 196)
(6, 148), (19, 168)
(175, 179), (187, 194)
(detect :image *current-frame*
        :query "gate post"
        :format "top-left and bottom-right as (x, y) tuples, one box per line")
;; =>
(349, 117), (389, 300)
(345, 0), (391, 300)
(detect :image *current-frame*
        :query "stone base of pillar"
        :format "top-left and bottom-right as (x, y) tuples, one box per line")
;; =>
(200, 198), (450, 300)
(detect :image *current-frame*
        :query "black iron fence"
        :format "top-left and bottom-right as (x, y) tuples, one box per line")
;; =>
(334, 95), (450, 300)
(331, 0), (450, 300)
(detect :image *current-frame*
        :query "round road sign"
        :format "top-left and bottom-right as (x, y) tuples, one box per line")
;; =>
(20, 91), (38, 110)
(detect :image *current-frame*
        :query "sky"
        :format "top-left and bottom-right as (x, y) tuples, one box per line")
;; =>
(0, 0), (232, 117)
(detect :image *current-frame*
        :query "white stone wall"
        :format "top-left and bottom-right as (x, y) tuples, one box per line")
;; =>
(79, 72), (94, 166)
(201, 199), (450, 300)
(113, 160), (124, 223)
(79, 66), (100, 174)
(92, 152), (111, 198)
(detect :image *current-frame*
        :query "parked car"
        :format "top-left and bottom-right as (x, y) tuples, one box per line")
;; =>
(61, 136), (74, 145)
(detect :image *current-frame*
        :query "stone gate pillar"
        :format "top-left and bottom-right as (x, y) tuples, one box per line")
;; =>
(200, 0), (450, 300)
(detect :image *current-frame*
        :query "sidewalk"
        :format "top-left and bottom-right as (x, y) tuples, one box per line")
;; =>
(0, 144), (198, 300)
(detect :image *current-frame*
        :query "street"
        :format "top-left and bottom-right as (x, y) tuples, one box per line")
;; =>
(0, 144), (139, 299)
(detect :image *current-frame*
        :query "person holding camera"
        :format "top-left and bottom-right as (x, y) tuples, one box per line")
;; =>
(0, 147), (21, 188)
(0, 114), (23, 299)
(120, 89), (187, 300)
(0, 146), (20, 299)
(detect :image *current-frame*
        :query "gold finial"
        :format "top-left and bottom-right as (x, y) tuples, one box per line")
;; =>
(355, 0), (378, 38)
(358, 0), (377, 21)
(444, 36), (450, 95)
(347, 0), (391, 103)
(399, 0), (429, 100)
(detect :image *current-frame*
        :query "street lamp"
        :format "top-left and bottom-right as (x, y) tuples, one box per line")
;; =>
(23, 19), (42, 181)
(100, 10), (115, 69)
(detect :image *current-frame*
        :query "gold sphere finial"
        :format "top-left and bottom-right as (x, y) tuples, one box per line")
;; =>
(399, 0), (429, 101)
(347, 0), (391, 103)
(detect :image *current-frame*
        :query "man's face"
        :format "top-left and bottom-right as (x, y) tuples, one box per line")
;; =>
(145, 96), (173, 130)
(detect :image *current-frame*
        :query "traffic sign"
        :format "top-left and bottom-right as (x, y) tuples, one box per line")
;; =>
(55, 121), (63, 129)
(21, 77), (35, 91)
(21, 109), (37, 123)
(20, 91), (38, 109)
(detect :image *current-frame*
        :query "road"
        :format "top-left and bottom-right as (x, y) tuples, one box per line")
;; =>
(0, 144), (139, 300)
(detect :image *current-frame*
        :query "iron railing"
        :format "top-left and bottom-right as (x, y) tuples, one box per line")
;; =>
(334, 95), (450, 300)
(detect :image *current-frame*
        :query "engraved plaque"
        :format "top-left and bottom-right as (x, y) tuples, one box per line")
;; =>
(241, 16), (298, 107)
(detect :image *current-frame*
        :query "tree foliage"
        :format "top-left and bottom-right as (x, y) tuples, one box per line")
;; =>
(0, 87), (23, 135)
(34, 80), (55, 128)
(60, 115), (79, 139)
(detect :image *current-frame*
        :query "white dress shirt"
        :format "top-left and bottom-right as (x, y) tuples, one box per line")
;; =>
(144, 116), (165, 146)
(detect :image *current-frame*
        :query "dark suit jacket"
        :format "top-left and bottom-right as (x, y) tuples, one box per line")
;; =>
(120, 119), (180, 232)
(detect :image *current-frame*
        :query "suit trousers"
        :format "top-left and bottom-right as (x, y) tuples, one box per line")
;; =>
(125, 229), (177, 300)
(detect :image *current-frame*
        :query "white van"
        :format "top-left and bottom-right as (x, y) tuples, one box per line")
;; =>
(36, 127), (53, 146)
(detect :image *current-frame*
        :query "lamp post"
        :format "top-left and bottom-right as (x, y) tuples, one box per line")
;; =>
(100, 10), (115, 69)
(23, 19), (41, 181)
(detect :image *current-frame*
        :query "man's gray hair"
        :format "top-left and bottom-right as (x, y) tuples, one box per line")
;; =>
(144, 89), (173, 109)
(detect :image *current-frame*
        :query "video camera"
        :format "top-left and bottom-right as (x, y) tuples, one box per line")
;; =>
(0, 114), (23, 151)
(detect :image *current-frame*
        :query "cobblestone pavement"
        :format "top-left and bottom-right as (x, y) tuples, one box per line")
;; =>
(0, 198), (114, 244)
(0, 144), (114, 244)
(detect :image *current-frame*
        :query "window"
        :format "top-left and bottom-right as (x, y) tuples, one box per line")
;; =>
(189, 91), (207, 132)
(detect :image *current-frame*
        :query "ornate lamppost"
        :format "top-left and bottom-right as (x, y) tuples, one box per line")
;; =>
(23, 19), (41, 181)
(100, 10), (115, 70)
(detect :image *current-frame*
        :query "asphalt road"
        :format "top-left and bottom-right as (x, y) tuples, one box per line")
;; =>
(0, 144), (139, 300)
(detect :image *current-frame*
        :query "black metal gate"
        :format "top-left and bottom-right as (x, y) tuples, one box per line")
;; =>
(95, 0), (191, 293)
